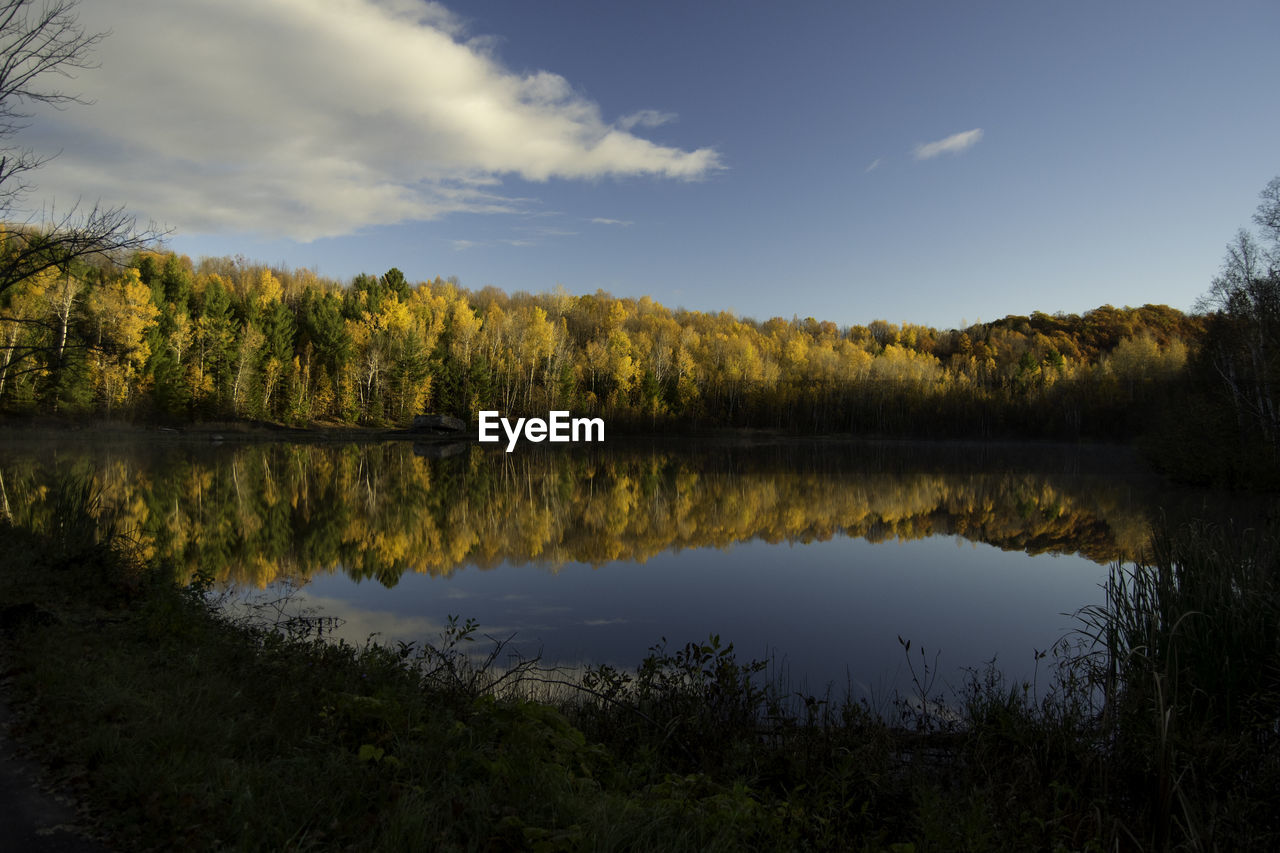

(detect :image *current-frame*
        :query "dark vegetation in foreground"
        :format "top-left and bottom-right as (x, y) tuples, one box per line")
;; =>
(1, 479), (1278, 851)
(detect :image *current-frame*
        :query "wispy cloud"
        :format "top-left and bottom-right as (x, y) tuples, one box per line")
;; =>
(520, 225), (578, 239)
(450, 222), (577, 251)
(26, 0), (723, 241)
(591, 217), (633, 226)
(617, 109), (677, 131)
(864, 157), (884, 173)
(913, 128), (984, 160)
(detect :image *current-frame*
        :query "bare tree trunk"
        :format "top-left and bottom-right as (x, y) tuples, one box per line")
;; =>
(53, 272), (80, 366)
(0, 466), (10, 523)
(0, 325), (15, 396)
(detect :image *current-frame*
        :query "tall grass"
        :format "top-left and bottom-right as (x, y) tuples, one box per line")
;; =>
(1080, 518), (1280, 849)
(46, 473), (106, 561)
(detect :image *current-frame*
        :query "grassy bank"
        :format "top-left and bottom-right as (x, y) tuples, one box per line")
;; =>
(1, 481), (1277, 850)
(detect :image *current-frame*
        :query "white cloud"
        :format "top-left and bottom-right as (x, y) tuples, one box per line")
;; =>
(864, 157), (884, 173)
(591, 217), (633, 226)
(24, 0), (722, 241)
(913, 128), (984, 160)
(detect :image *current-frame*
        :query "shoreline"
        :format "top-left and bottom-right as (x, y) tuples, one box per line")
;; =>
(0, 413), (1140, 449)
(0, 416), (1163, 484)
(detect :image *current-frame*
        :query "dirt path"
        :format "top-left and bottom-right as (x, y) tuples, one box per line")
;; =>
(0, 688), (110, 851)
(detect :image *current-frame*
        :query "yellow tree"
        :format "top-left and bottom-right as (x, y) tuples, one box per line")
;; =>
(869, 344), (942, 384)
(584, 327), (636, 411)
(389, 292), (437, 421)
(87, 268), (159, 412)
(448, 298), (482, 369)
(45, 268), (84, 367)
(344, 314), (379, 419)
(254, 269), (283, 312)
(230, 322), (265, 415)
(0, 270), (51, 398)
(1104, 334), (1188, 401)
(169, 309), (193, 368)
(513, 305), (555, 409)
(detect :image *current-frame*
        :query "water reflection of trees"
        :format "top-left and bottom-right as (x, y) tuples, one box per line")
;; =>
(1, 440), (1161, 586)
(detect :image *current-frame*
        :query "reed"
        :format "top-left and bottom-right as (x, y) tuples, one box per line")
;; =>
(1079, 517), (1280, 849)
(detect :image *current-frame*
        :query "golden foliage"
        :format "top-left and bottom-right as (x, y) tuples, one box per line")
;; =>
(0, 441), (1163, 589)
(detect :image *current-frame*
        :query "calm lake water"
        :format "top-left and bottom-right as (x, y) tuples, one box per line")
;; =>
(0, 434), (1223, 696)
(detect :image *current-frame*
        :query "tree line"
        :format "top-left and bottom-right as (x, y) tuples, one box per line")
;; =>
(0, 240), (1203, 440)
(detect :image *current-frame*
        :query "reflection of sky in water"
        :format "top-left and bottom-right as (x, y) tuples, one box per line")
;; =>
(292, 534), (1106, 699)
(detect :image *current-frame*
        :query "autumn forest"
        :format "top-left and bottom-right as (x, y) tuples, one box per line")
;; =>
(5, 171), (1280, 488)
(0, 246), (1200, 428)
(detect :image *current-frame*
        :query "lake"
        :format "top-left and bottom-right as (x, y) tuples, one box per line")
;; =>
(0, 433), (1221, 698)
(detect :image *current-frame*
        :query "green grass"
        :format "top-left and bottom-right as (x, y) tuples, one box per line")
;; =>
(2, 478), (1278, 850)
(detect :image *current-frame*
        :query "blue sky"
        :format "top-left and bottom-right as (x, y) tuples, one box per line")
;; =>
(26, 0), (1280, 329)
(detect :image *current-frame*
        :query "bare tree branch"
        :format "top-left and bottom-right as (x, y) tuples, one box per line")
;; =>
(1, 202), (166, 294)
(0, 0), (106, 217)
(0, 2), (168, 394)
